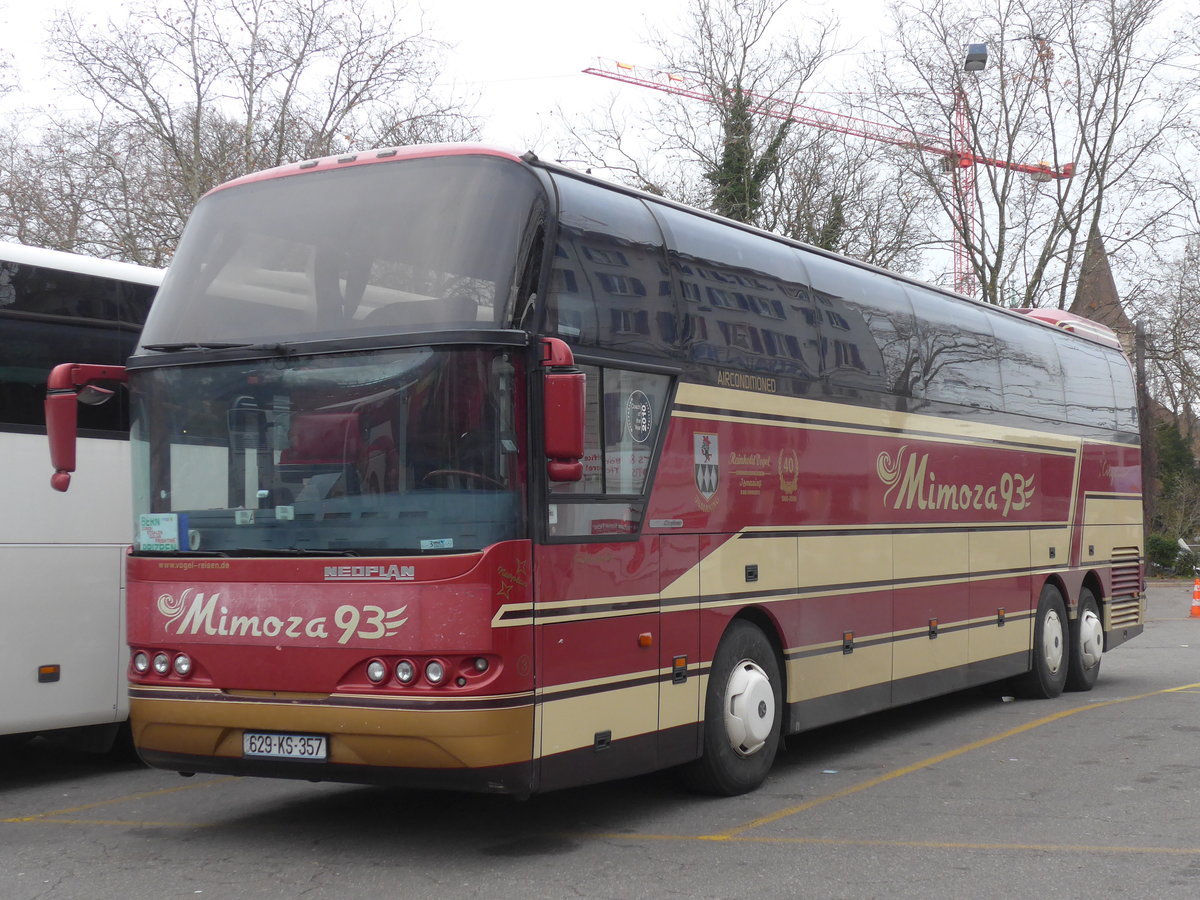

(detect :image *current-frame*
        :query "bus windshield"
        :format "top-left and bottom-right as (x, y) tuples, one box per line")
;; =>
(130, 347), (525, 556)
(138, 154), (544, 348)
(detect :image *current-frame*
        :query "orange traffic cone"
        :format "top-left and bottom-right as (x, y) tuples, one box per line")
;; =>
(1191, 579), (1200, 619)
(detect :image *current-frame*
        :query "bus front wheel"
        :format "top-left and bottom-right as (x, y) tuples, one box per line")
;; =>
(682, 620), (782, 796)
(1065, 587), (1103, 692)
(1014, 583), (1069, 699)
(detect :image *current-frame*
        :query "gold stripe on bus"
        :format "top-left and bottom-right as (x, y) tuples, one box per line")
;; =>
(701, 534), (797, 596)
(674, 384), (1084, 453)
(538, 680), (661, 757)
(532, 592), (659, 612)
(661, 670), (702, 732)
(893, 629), (971, 681)
(969, 528), (1030, 575)
(492, 518), (1122, 631)
(1083, 498), (1144, 526)
(968, 615), (1035, 662)
(788, 644), (892, 703)
(537, 667), (661, 697)
(1065, 445), (1084, 540)
(674, 407), (1081, 457)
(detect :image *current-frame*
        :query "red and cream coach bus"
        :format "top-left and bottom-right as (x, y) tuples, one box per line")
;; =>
(46, 144), (1143, 796)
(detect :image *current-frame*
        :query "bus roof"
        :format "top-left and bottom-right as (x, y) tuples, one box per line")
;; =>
(0, 241), (163, 286)
(196, 142), (1122, 355)
(205, 143), (525, 198)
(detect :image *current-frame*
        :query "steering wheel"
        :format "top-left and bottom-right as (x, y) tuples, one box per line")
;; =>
(421, 469), (506, 489)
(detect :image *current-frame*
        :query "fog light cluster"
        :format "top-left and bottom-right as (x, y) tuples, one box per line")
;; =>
(130, 649), (195, 680)
(360, 655), (496, 689)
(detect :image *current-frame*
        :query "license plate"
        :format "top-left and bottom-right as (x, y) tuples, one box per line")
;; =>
(242, 731), (327, 761)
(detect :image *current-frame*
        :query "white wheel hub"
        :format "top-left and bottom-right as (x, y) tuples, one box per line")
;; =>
(723, 659), (775, 757)
(1042, 608), (1065, 675)
(1078, 608), (1103, 669)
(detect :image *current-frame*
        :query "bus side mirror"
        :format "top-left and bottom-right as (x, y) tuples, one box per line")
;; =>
(45, 363), (128, 492)
(541, 338), (585, 483)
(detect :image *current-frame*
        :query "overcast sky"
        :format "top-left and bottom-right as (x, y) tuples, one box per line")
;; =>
(0, 0), (890, 151)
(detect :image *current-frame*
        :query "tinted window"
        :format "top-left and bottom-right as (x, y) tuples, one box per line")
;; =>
(551, 365), (671, 498)
(0, 262), (155, 431)
(1058, 339), (1117, 429)
(990, 313), (1066, 422)
(546, 176), (674, 358)
(547, 364), (671, 539)
(142, 156), (544, 348)
(653, 204), (819, 378)
(802, 251), (908, 398)
(131, 347), (525, 554)
(1110, 355), (1138, 435)
(905, 288), (1003, 412)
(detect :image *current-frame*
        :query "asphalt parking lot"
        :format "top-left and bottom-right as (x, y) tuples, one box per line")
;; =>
(3, 582), (1198, 899)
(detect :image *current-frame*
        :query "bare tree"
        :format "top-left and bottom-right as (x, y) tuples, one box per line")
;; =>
(0, 0), (477, 260)
(558, 0), (935, 270)
(1135, 240), (1200, 423)
(868, 0), (1192, 305)
(644, 0), (840, 223)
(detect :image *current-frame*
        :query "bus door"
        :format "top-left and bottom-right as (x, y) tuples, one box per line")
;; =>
(531, 539), (662, 792)
(658, 535), (701, 766)
(533, 361), (675, 791)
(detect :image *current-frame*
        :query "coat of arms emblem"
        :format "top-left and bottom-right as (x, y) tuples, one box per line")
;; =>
(694, 433), (719, 500)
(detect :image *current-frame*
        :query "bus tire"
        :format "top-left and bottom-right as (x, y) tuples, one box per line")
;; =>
(1065, 587), (1103, 692)
(1014, 583), (1069, 699)
(681, 620), (782, 796)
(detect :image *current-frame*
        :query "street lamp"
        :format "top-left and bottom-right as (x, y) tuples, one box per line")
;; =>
(964, 44), (988, 73)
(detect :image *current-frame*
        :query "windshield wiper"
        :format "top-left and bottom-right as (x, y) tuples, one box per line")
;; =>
(231, 548), (362, 557)
(141, 341), (254, 352)
(135, 549), (229, 557)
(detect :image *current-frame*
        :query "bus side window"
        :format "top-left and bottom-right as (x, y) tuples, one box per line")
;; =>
(652, 204), (817, 381)
(1110, 356), (1139, 436)
(0, 261), (150, 433)
(1058, 339), (1119, 431)
(801, 251), (913, 404)
(548, 364), (671, 539)
(991, 314), (1066, 424)
(905, 287), (1002, 413)
(545, 176), (675, 358)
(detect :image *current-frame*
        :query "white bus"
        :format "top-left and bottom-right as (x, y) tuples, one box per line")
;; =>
(1, 243), (161, 750)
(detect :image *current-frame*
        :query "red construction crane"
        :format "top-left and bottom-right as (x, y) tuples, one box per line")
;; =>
(582, 59), (1074, 297)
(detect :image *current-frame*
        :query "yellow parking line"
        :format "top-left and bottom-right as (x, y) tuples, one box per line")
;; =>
(1, 776), (237, 825)
(714, 682), (1200, 840)
(23, 818), (204, 828)
(576, 833), (1200, 856)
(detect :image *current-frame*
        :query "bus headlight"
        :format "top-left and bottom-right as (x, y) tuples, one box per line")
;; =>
(132, 652), (150, 674)
(366, 660), (387, 684)
(425, 660), (445, 685)
(152, 653), (170, 676)
(173, 654), (193, 677)
(395, 660), (415, 684)
(473, 657), (489, 673)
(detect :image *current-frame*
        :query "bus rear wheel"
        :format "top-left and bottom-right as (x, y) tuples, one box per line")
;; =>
(1014, 583), (1069, 699)
(682, 620), (782, 796)
(1066, 587), (1103, 692)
